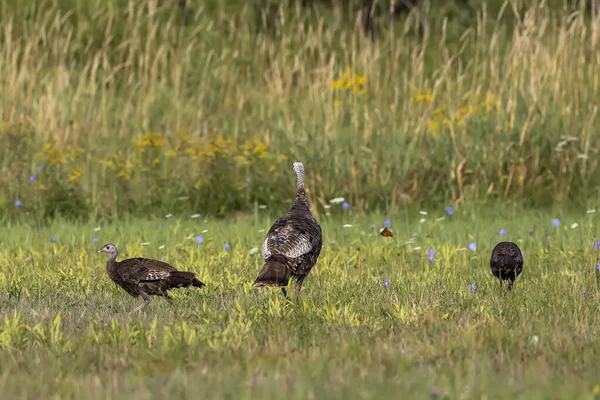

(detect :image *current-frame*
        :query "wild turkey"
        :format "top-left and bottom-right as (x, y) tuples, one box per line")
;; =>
(98, 243), (205, 315)
(490, 241), (524, 290)
(253, 161), (323, 299)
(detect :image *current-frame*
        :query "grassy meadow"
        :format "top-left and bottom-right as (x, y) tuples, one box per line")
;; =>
(2, 0), (600, 398)
(0, 208), (599, 398)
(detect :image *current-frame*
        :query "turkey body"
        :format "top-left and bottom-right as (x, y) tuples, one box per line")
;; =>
(106, 257), (205, 300)
(253, 162), (323, 299)
(100, 244), (205, 315)
(490, 241), (523, 289)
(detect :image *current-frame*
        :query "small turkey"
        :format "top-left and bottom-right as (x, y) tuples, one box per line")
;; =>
(490, 241), (524, 289)
(253, 161), (323, 299)
(98, 243), (205, 315)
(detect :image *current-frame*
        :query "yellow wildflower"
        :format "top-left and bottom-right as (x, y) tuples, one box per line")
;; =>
(428, 120), (441, 133)
(483, 91), (500, 112)
(234, 155), (249, 166)
(68, 166), (83, 182)
(117, 168), (132, 181)
(142, 133), (166, 148)
(165, 149), (177, 157)
(253, 143), (267, 158)
(40, 144), (66, 165)
(412, 91), (434, 103)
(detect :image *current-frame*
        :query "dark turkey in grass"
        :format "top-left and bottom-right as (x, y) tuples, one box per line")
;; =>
(490, 241), (524, 290)
(253, 161), (323, 300)
(98, 244), (205, 316)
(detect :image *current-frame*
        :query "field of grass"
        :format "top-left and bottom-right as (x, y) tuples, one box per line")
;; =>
(1, 0), (600, 219)
(0, 206), (599, 398)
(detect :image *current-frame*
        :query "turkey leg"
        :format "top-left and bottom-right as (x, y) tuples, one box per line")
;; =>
(128, 293), (151, 316)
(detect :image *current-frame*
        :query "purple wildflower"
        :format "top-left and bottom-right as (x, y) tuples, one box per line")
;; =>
(384, 220), (392, 228)
(469, 242), (477, 251)
(445, 206), (454, 216)
(382, 280), (390, 287)
(428, 256), (435, 263)
(521, 252), (525, 258)
(423, 301), (429, 306)
(224, 243), (231, 250)
(594, 241), (600, 249)
(15, 200), (22, 207)
(499, 229), (507, 236)
(428, 248), (435, 256)
(342, 202), (350, 210)
(595, 263), (600, 271)
(51, 236), (57, 243)
(195, 235), (204, 244)
(370, 224), (376, 229)
(552, 218), (560, 227)
(36, 166), (42, 172)
(92, 238), (99, 243)
(30, 175), (36, 182)
(469, 283), (477, 292)
(581, 290), (587, 295)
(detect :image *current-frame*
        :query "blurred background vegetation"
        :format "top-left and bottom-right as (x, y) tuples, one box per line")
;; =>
(1, 0), (599, 220)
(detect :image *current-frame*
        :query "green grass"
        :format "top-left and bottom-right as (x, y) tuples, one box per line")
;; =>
(1, 207), (599, 398)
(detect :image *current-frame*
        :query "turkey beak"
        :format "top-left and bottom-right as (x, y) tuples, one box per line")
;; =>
(97, 248), (105, 253)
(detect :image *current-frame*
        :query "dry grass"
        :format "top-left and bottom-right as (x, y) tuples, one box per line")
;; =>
(0, 0), (599, 218)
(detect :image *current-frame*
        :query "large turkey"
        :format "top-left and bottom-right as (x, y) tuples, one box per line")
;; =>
(98, 243), (205, 315)
(253, 161), (323, 299)
(490, 241), (524, 290)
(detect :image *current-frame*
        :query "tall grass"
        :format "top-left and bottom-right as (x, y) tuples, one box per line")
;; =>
(1, 0), (599, 219)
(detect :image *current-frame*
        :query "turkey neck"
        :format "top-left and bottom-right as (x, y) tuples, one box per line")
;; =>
(293, 188), (311, 212)
(105, 251), (119, 275)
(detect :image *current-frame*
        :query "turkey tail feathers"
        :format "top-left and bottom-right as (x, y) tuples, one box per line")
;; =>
(168, 271), (206, 288)
(253, 255), (291, 288)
